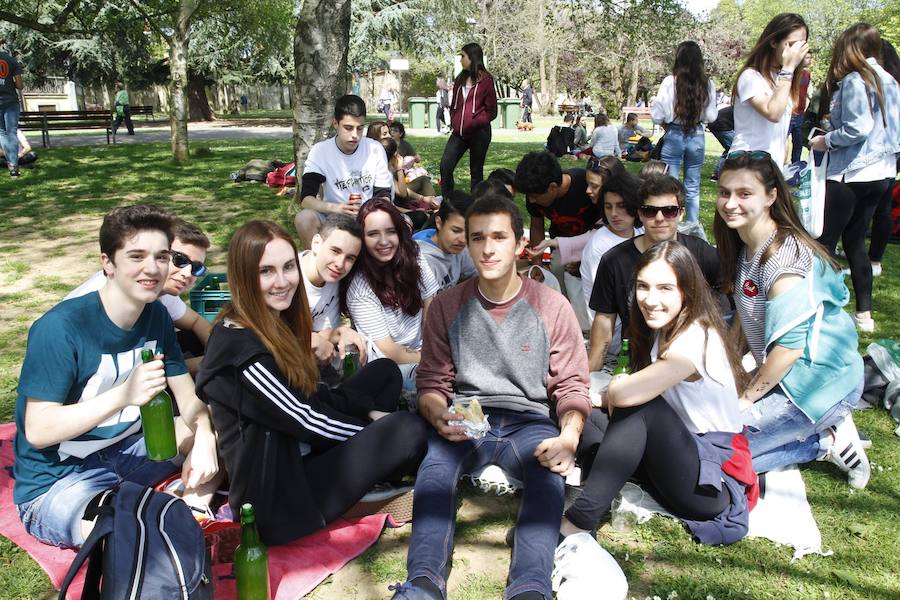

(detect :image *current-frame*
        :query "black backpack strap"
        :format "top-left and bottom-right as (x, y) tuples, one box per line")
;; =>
(57, 505), (114, 600)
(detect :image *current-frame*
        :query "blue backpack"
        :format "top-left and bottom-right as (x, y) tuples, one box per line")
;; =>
(58, 481), (214, 599)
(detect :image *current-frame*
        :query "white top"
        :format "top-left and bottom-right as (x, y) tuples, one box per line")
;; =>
(580, 225), (643, 320)
(303, 137), (393, 205)
(346, 254), (439, 358)
(651, 322), (742, 434)
(730, 69), (792, 166)
(650, 75), (718, 131)
(299, 251), (340, 331)
(65, 271), (187, 321)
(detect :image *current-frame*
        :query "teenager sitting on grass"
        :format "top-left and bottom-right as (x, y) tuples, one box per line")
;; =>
(714, 151), (871, 488)
(344, 198), (440, 394)
(380, 137), (437, 230)
(294, 95), (393, 247)
(67, 218), (213, 375)
(14, 205), (220, 549)
(195, 220), (428, 545)
(412, 192), (476, 292)
(389, 121), (437, 199)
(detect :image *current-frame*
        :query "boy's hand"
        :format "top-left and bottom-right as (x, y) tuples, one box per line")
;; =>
(534, 430), (579, 476)
(181, 428), (219, 488)
(125, 355), (167, 407)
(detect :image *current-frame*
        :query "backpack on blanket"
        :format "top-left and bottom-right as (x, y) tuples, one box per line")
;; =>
(266, 162), (297, 188)
(58, 481), (213, 600)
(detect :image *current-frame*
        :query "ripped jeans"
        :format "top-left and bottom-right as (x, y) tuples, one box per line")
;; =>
(741, 379), (863, 474)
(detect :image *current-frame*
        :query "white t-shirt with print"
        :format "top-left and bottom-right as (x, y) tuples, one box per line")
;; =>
(299, 251), (341, 331)
(346, 254), (439, 358)
(730, 69), (792, 166)
(651, 322), (742, 435)
(580, 225), (643, 320)
(66, 270), (188, 321)
(303, 137), (393, 205)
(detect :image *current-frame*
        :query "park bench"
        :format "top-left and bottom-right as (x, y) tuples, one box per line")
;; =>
(18, 110), (114, 148)
(131, 105), (155, 119)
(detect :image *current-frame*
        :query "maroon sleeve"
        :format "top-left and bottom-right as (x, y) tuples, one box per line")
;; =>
(415, 286), (461, 405)
(538, 287), (592, 421)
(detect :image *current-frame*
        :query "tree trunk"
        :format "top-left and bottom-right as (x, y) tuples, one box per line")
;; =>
(626, 46), (641, 107)
(168, 0), (196, 163)
(292, 0), (352, 185)
(188, 72), (215, 121)
(548, 51), (558, 116)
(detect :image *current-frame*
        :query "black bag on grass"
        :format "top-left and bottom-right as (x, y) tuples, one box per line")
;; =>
(58, 481), (213, 600)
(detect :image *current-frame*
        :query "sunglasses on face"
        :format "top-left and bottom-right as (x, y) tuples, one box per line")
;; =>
(638, 205), (682, 219)
(172, 250), (207, 277)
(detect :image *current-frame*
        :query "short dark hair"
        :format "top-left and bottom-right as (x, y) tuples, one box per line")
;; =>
(466, 193), (524, 240)
(471, 178), (512, 200)
(594, 112), (610, 127)
(626, 112), (638, 122)
(437, 192), (474, 222)
(100, 205), (174, 259)
(388, 121), (406, 138)
(514, 151), (562, 196)
(334, 94), (366, 120)
(639, 174), (685, 206)
(601, 172), (642, 227)
(320, 213), (363, 241)
(171, 219), (210, 249)
(639, 160), (668, 178)
(563, 114), (574, 123)
(487, 168), (515, 189)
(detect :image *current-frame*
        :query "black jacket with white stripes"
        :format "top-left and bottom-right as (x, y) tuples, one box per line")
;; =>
(195, 323), (373, 545)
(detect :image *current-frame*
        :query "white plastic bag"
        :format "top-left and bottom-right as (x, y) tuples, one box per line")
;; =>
(796, 151), (827, 237)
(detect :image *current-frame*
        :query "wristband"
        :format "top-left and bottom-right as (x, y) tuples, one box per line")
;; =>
(776, 69), (793, 81)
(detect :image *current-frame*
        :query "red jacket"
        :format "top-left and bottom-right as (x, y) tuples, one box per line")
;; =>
(449, 72), (498, 139)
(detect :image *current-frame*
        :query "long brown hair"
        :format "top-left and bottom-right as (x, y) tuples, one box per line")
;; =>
(672, 41), (710, 125)
(628, 241), (747, 391)
(218, 220), (318, 395)
(732, 13), (808, 103)
(823, 23), (885, 124)
(712, 152), (838, 296)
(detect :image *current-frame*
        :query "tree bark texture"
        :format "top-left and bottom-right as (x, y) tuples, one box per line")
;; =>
(292, 0), (352, 198)
(168, 0), (197, 162)
(188, 72), (215, 121)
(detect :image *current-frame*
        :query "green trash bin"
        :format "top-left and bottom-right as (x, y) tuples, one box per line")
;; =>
(501, 98), (522, 128)
(492, 104), (504, 130)
(408, 97), (427, 129)
(426, 99), (438, 131)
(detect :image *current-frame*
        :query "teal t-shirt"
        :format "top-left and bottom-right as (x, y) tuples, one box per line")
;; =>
(13, 292), (187, 504)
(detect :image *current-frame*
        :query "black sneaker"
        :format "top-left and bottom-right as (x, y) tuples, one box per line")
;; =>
(9, 167), (19, 177)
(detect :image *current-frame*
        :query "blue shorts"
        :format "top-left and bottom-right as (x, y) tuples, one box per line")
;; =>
(16, 433), (180, 549)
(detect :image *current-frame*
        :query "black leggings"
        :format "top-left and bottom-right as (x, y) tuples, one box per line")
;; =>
(565, 397), (730, 531)
(869, 179), (897, 263)
(818, 178), (891, 313)
(439, 126), (491, 194)
(305, 360), (429, 521)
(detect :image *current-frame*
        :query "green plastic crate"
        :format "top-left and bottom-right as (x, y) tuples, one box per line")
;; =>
(189, 273), (230, 322)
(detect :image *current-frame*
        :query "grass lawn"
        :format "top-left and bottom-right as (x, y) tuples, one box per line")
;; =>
(0, 132), (898, 600)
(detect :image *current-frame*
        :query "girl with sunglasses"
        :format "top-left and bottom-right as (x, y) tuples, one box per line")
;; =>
(714, 151), (870, 489)
(730, 13), (810, 166)
(195, 220), (428, 545)
(563, 241), (756, 547)
(651, 41), (718, 223)
(344, 198), (440, 393)
(810, 23), (900, 333)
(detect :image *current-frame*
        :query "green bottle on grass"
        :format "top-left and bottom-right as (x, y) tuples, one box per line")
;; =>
(235, 503), (270, 600)
(139, 348), (177, 461)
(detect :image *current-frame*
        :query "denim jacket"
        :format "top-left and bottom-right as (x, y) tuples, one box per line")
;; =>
(825, 58), (900, 176)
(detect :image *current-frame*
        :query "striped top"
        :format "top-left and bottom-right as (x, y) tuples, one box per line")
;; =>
(735, 233), (813, 365)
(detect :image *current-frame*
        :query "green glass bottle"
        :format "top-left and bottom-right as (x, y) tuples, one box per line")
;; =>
(235, 503), (270, 600)
(139, 348), (178, 461)
(342, 345), (358, 380)
(613, 339), (631, 375)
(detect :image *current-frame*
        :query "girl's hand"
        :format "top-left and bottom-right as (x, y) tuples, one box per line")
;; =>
(782, 40), (809, 72)
(810, 135), (826, 152)
(524, 238), (557, 257)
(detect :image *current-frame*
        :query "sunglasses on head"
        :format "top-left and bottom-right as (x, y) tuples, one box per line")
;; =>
(172, 250), (207, 277)
(638, 205), (682, 219)
(724, 150), (772, 163)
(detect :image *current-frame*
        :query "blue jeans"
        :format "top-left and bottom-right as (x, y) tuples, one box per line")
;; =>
(16, 433), (179, 548)
(0, 100), (20, 169)
(661, 124), (705, 223)
(405, 409), (564, 600)
(741, 379), (863, 474)
(712, 129), (735, 178)
(788, 113), (805, 165)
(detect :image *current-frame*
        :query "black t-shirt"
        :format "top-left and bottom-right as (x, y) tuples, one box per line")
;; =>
(526, 169), (598, 238)
(589, 233), (722, 330)
(398, 139), (416, 157)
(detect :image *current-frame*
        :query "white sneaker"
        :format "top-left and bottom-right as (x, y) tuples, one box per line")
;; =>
(552, 532), (628, 600)
(853, 314), (875, 333)
(823, 415), (871, 489)
(871, 263), (882, 277)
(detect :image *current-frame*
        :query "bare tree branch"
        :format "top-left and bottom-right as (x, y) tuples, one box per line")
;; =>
(0, 9), (87, 35)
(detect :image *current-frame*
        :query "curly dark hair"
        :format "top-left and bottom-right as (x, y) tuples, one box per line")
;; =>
(671, 41), (710, 125)
(514, 151), (562, 195)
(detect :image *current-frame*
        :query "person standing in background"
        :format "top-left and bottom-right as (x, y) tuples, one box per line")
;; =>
(0, 37), (24, 177)
(436, 78), (450, 133)
(520, 78), (533, 124)
(787, 53), (813, 168)
(112, 81), (135, 136)
(440, 42), (498, 194)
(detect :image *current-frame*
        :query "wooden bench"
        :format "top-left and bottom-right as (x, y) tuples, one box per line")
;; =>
(131, 105), (155, 119)
(18, 111), (114, 148)
(620, 106), (657, 135)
